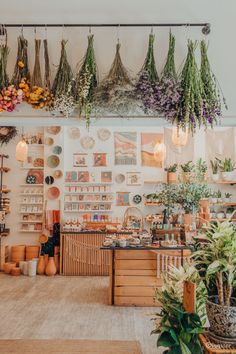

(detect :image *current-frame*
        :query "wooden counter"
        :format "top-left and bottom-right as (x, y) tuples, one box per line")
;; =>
(102, 246), (192, 306)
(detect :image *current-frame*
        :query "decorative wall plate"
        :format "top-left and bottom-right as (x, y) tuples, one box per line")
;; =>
(45, 137), (54, 146)
(133, 194), (142, 204)
(53, 170), (63, 179)
(97, 128), (111, 141)
(45, 176), (54, 185)
(80, 136), (95, 150)
(115, 174), (125, 184)
(46, 126), (61, 135)
(26, 175), (36, 184)
(52, 145), (62, 155)
(47, 155), (60, 168)
(68, 127), (80, 139)
(47, 186), (60, 200)
(27, 170), (44, 184)
(33, 158), (44, 167)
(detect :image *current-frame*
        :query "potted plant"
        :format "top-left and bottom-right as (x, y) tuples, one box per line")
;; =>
(217, 157), (236, 181)
(224, 192), (232, 203)
(210, 191), (218, 204)
(210, 159), (220, 182)
(152, 263), (206, 353)
(180, 161), (194, 183)
(226, 207), (235, 219)
(216, 189), (222, 203)
(194, 220), (236, 342)
(194, 158), (208, 182)
(165, 163), (178, 184)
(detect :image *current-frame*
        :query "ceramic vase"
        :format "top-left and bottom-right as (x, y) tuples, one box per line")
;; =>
(45, 257), (57, 276)
(37, 255), (45, 275)
(222, 171), (234, 181)
(183, 213), (192, 226)
(28, 260), (37, 277)
(167, 172), (177, 184)
(212, 173), (219, 182)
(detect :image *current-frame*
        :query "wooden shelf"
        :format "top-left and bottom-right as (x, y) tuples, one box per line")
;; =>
(0, 167), (10, 172)
(20, 184), (43, 187)
(144, 202), (161, 206)
(210, 202), (236, 206)
(27, 144), (44, 147)
(19, 220), (43, 223)
(64, 201), (113, 204)
(19, 230), (42, 233)
(19, 211), (43, 214)
(65, 192), (114, 195)
(20, 167), (44, 170)
(210, 218), (236, 222)
(65, 183), (113, 186)
(64, 210), (113, 213)
(19, 203), (43, 205)
(20, 193), (43, 196)
(144, 180), (164, 184)
(211, 180), (236, 185)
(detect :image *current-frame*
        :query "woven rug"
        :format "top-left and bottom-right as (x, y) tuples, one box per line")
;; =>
(0, 339), (142, 354)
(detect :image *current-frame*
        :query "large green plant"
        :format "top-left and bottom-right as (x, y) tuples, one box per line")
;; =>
(193, 220), (236, 306)
(153, 264), (206, 354)
(176, 183), (211, 214)
(217, 157), (236, 172)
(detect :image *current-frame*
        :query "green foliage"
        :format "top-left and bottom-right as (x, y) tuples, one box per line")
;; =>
(194, 158), (207, 182)
(176, 183), (211, 214)
(180, 161), (194, 173)
(210, 158), (219, 174)
(217, 157), (236, 172)
(165, 163), (178, 173)
(156, 183), (179, 210)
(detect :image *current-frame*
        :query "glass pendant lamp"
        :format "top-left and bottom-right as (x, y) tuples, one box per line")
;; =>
(16, 128), (28, 162)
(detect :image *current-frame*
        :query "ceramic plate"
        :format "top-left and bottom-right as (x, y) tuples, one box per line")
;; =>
(27, 169), (44, 184)
(33, 158), (44, 167)
(45, 137), (54, 146)
(47, 186), (60, 200)
(68, 127), (80, 139)
(115, 173), (125, 184)
(45, 176), (54, 185)
(97, 128), (111, 141)
(53, 170), (63, 179)
(26, 175), (36, 184)
(46, 126), (61, 135)
(52, 145), (62, 155)
(47, 155), (60, 168)
(80, 136), (95, 150)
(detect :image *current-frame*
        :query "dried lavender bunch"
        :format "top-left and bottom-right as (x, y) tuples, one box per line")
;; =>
(135, 33), (159, 114)
(200, 40), (227, 127)
(94, 42), (135, 116)
(154, 32), (182, 119)
(11, 35), (30, 86)
(75, 34), (97, 128)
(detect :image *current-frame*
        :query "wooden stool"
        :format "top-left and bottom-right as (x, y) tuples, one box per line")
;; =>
(199, 333), (236, 354)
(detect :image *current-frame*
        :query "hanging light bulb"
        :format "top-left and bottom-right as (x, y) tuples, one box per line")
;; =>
(16, 129), (28, 162)
(171, 127), (188, 147)
(153, 141), (166, 163)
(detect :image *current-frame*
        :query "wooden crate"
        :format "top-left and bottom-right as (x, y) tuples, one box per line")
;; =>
(0, 245), (9, 271)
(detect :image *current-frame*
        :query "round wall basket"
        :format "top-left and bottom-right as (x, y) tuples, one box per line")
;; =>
(115, 174), (125, 184)
(45, 137), (54, 146)
(68, 127), (80, 139)
(80, 136), (95, 150)
(47, 186), (60, 200)
(45, 176), (54, 185)
(52, 145), (62, 155)
(47, 155), (60, 168)
(53, 170), (63, 179)
(46, 126), (61, 135)
(97, 128), (111, 141)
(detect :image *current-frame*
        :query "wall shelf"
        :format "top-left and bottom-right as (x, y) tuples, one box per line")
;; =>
(20, 184), (44, 187)
(144, 180), (164, 184)
(64, 192), (114, 195)
(64, 201), (113, 204)
(19, 220), (43, 223)
(19, 230), (42, 233)
(64, 210), (113, 213)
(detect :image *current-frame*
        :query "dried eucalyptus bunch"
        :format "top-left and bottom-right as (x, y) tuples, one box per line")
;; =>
(94, 42), (135, 116)
(75, 34), (97, 127)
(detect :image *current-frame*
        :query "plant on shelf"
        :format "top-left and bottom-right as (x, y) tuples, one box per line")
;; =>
(194, 158), (208, 183)
(176, 183), (211, 215)
(193, 220), (236, 341)
(226, 207), (235, 218)
(217, 157), (236, 181)
(157, 184), (179, 213)
(224, 192), (232, 203)
(210, 158), (219, 182)
(165, 163), (178, 184)
(152, 263), (206, 354)
(180, 161), (194, 183)
(144, 193), (159, 203)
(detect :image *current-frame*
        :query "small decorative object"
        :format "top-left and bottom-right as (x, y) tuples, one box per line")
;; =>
(153, 141), (166, 164)
(73, 153), (88, 167)
(53, 169), (63, 179)
(123, 207), (143, 229)
(141, 133), (163, 167)
(0, 127), (18, 146)
(97, 128), (111, 141)
(126, 172), (141, 186)
(210, 158), (220, 182)
(15, 137), (28, 162)
(171, 127), (188, 147)
(33, 157), (44, 167)
(101, 171), (112, 183)
(46, 126), (61, 135)
(27, 170), (44, 184)
(194, 158), (208, 182)
(218, 157), (236, 181)
(68, 127), (80, 139)
(115, 173), (125, 184)
(47, 155), (60, 168)
(78, 171), (89, 183)
(45, 137), (54, 146)
(180, 161), (194, 183)
(133, 194), (142, 204)
(45, 176), (54, 185)
(80, 136), (95, 150)
(26, 175), (36, 184)
(65, 171), (78, 182)
(52, 145), (62, 155)
(75, 34), (97, 128)
(93, 153), (107, 167)
(165, 163), (178, 184)
(116, 192), (130, 206)
(114, 132), (137, 165)
(47, 186), (60, 200)
(45, 256), (57, 276)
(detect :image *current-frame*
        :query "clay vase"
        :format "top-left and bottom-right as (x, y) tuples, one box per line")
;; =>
(44, 254), (49, 269)
(37, 255), (45, 275)
(167, 172), (177, 184)
(183, 213), (192, 226)
(54, 254), (60, 274)
(45, 257), (57, 276)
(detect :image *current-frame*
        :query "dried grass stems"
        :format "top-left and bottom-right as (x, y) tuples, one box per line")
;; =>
(31, 39), (42, 88)
(0, 44), (9, 89)
(12, 35), (30, 86)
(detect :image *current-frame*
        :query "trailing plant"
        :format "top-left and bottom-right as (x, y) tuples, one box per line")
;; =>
(135, 33), (158, 114)
(94, 42), (134, 116)
(200, 40), (227, 127)
(210, 158), (219, 174)
(193, 220), (236, 306)
(11, 35), (30, 87)
(217, 157), (236, 172)
(176, 183), (211, 214)
(165, 163), (178, 173)
(152, 263), (206, 354)
(75, 34), (97, 128)
(155, 32), (182, 120)
(180, 161), (194, 173)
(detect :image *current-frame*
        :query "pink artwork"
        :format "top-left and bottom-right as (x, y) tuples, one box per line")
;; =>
(141, 133), (163, 168)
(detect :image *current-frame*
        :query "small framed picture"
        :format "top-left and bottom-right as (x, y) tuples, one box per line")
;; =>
(101, 171), (112, 183)
(116, 192), (130, 206)
(93, 153), (107, 167)
(126, 172), (141, 186)
(73, 153), (88, 167)
(78, 171), (89, 183)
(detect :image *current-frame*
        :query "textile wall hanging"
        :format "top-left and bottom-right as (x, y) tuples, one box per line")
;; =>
(141, 133), (163, 168)
(205, 128), (235, 164)
(114, 132), (137, 165)
(164, 128), (194, 166)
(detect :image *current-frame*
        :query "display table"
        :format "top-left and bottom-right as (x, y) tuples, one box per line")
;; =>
(60, 231), (132, 276)
(101, 246), (192, 306)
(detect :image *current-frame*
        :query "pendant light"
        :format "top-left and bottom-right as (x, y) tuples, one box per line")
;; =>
(153, 141), (166, 163)
(171, 127), (188, 147)
(16, 128), (28, 162)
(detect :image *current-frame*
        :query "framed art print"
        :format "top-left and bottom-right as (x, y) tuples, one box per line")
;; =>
(126, 172), (141, 186)
(93, 153), (107, 167)
(101, 171), (112, 183)
(77, 171), (89, 183)
(73, 153), (88, 167)
(116, 192), (130, 206)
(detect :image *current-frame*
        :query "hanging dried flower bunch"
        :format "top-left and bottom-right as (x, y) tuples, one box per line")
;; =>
(154, 32), (182, 119)
(75, 34), (97, 128)
(94, 42), (134, 116)
(135, 33), (158, 114)
(174, 40), (204, 133)
(12, 35), (30, 87)
(51, 40), (75, 117)
(200, 40), (227, 127)
(43, 39), (54, 111)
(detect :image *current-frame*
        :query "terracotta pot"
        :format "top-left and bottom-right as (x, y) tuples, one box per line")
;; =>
(167, 172), (177, 184)
(54, 254), (60, 274)
(182, 172), (191, 183)
(183, 213), (192, 226)
(11, 245), (25, 265)
(45, 257), (57, 276)
(3, 262), (16, 274)
(37, 255), (45, 275)
(26, 246), (40, 261)
(44, 254), (49, 269)
(11, 267), (21, 276)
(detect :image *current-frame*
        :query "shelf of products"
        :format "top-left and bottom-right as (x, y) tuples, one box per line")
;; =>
(144, 180), (164, 184)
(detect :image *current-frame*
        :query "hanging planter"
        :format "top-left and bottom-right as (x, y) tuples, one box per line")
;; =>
(51, 40), (75, 117)
(155, 32), (182, 119)
(200, 40), (227, 127)
(135, 33), (158, 114)
(94, 41), (134, 116)
(75, 34), (97, 128)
